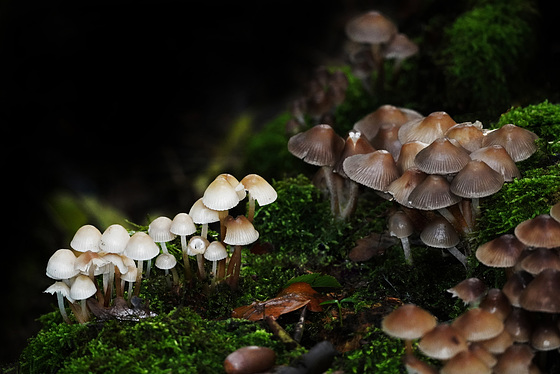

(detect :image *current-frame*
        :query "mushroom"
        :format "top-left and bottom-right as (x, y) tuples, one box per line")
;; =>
(98, 224), (130, 254)
(169, 212), (197, 282)
(202, 174), (245, 240)
(155, 252), (179, 288)
(478, 288), (512, 322)
(413, 137), (471, 175)
(398, 111), (457, 145)
(46, 248), (79, 286)
(44, 281), (74, 324)
(451, 307), (504, 342)
(444, 121), (484, 153)
(475, 234), (526, 269)
(189, 197), (226, 239)
(518, 268), (560, 313)
(387, 210), (414, 264)
(440, 350), (491, 374)
(382, 33), (419, 80)
(417, 323), (468, 360)
(481, 123), (539, 162)
(385, 167), (427, 208)
(550, 201), (560, 222)
(70, 224), (102, 253)
(395, 140), (428, 173)
(69, 274), (97, 324)
(514, 214), (560, 249)
(123, 231), (160, 297)
(446, 277), (488, 307)
(420, 217), (467, 268)
(342, 149), (400, 193)
(223, 215), (259, 290)
(240, 174), (278, 223)
(352, 104), (422, 142)
(187, 235), (210, 280)
(469, 144), (521, 182)
(204, 241), (228, 288)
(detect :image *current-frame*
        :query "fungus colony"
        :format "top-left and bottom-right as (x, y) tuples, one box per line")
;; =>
(380, 203), (560, 373)
(288, 106), (539, 268)
(44, 173), (277, 323)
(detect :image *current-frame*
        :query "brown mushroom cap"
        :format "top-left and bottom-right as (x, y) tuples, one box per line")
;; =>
(475, 234), (526, 268)
(388, 210), (414, 238)
(381, 303), (437, 340)
(386, 167), (428, 208)
(342, 149), (400, 191)
(287, 124), (345, 167)
(450, 160), (504, 198)
(418, 323), (468, 360)
(493, 343), (535, 373)
(398, 111), (457, 144)
(370, 123), (402, 160)
(444, 121), (484, 153)
(477, 329), (514, 354)
(481, 124), (539, 162)
(344, 10), (397, 45)
(414, 137), (471, 175)
(501, 271), (531, 308)
(447, 277), (488, 306)
(479, 288), (512, 322)
(383, 33), (419, 61)
(396, 140), (428, 173)
(451, 307), (504, 342)
(469, 145), (521, 182)
(514, 214), (560, 249)
(519, 247), (560, 275)
(420, 217), (460, 249)
(408, 174), (461, 211)
(353, 104), (421, 141)
(334, 130), (376, 177)
(519, 268), (560, 313)
(530, 317), (560, 351)
(440, 350), (491, 374)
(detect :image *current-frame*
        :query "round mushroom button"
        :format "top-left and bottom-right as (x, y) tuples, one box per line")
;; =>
(223, 346), (276, 374)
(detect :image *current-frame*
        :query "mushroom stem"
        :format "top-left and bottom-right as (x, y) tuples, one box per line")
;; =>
(247, 194), (256, 223)
(400, 237), (413, 265)
(196, 253), (206, 280)
(217, 258), (226, 281)
(319, 166), (340, 217)
(447, 246), (467, 269)
(55, 292), (72, 324)
(133, 260), (144, 297)
(226, 245), (243, 290)
(339, 180), (360, 220)
(460, 199), (474, 231)
(170, 267), (179, 287)
(182, 250), (192, 284)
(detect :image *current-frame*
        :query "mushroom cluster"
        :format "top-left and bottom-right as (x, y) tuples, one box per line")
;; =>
(380, 202), (560, 373)
(44, 172), (277, 323)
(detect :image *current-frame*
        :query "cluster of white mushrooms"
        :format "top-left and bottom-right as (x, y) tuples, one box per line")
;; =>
(44, 173), (277, 324)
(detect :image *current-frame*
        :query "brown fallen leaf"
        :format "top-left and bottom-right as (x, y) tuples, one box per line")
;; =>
(348, 232), (398, 262)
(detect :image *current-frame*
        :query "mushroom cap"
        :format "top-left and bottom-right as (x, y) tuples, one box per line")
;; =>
(148, 216), (177, 243)
(155, 253), (177, 270)
(418, 323), (468, 360)
(382, 33), (419, 60)
(353, 104), (421, 141)
(370, 123), (402, 160)
(530, 318), (560, 351)
(170, 213), (197, 236)
(123, 231), (160, 261)
(420, 217), (460, 249)
(381, 303), (437, 340)
(408, 174), (461, 211)
(240, 174), (278, 206)
(388, 210), (414, 238)
(287, 124), (345, 167)
(344, 10), (397, 44)
(519, 268), (560, 313)
(501, 272), (531, 308)
(477, 328), (514, 354)
(334, 131), (376, 177)
(70, 224), (102, 253)
(223, 215), (259, 246)
(550, 202), (560, 222)
(101, 253), (129, 274)
(204, 241), (228, 261)
(398, 111), (457, 144)
(99, 224), (130, 254)
(479, 288), (512, 322)
(218, 173), (247, 200)
(74, 250), (109, 275)
(447, 277), (488, 305)
(342, 149), (400, 191)
(475, 234), (526, 268)
(44, 281), (75, 303)
(46, 248), (79, 280)
(386, 167), (428, 208)
(396, 140), (428, 173)
(451, 308), (504, 342)
(440, 350), (491, 374)
(493, 343), (535, 373)
(187, 236), (209, 255)
(469, 145), (520, 182)
(189, 197), (224, 224)
(481, 124), (538, 162)
(414, 137), (471, 175)
(203, 175), (244, 211)
(120, 257), (138, 282)
(444, 122), (484, 153)
(518, 247), (560, 275)
(514, 214), (560, 248)
(70, 274), (97, 301)
(449, 160), (504, 198)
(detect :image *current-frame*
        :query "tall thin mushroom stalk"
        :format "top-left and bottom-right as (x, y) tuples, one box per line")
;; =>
(44, 282), (74, 324)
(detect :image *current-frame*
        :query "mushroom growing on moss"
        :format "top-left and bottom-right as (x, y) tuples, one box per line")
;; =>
(170, 212), (197, 282)
(420, 217), (466, 268)
(69, 274), (97, 324)
(240, 174), (277, 223)
(387, 210), (414, 265)
(44, 281), (74, 324)
(223, 215), (259, 291)
(123, 231), (160, 297)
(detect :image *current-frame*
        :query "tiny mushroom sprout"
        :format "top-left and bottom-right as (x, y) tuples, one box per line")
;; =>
(70, 224), (102, 253)
(187, 235), (210, 280)
(204, 240), (228, 288)
(123, 231), (160, 297)
(420, 217), (467, 268)
(44, 281), (74, 324)
(381, 303), (437, 355)
(223, 215), (259, 291)
(69, 274), (98, 324)
(169, 212), (197, 282)
(387, 210), (414, 265)
(240, 173), (277, 223)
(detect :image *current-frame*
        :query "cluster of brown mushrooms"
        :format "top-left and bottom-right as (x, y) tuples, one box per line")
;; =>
(380, 202), (560, 373)
(44, 173), (277, 324)
(288, 104), (539, 268)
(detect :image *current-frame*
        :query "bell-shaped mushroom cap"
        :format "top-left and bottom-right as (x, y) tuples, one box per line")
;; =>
(418, 323), (468, 360)
(519, 268), (560, 313)
(202, 174), (243, 211)
(123, 231), (160, 261)
(342, 149), (400, 191)
(44, 281), (75, 303)
(381, 303), (437, 340)
(148, 216), (177, 243)
(514, 214), (560, 248)
(493, 343), (535, 373)
(223, 215), (259, 246)
(481, 124), (539, 162)
(120, 261), (138, 282)
(531, 318), (560, 351)
(475, 234), (526, 268)
(450, 160), (505, 198)
(396, 140), (428, 173)
(155, 252), (177, 270)
(479, 288), (512, 322)
(344, 10), (397, 44)
(102, 253), (129, 275)
(99, 224), (130, 254)
(451, 308), (504, 342)
(204, 241), (228, 261)
(408, 174), (461, 211)
(447, 278), (488, 306)
(187, 236), (209, 255)
(477, 328), (514, 354)
(398, 111), (457, 144)
(170, 213), (196, 237)
(550, 202), (560, 222)
(334, 130), (376, 177)
(388, 210), (414, 238)
(386, 167), (428, 208)
(444, 121), (484, 153)
(70, 274), (97, 301)
(240, 174), (278, 206)
(70, 224), (102, 253)
(503, 307), (532, 343)
(218, 173), (247, 200)
(402, 354), (439, 374)
(370, 123), (402, 160)
(353, 104), (420, 141)
(440, 350), (491, 374)
(502, 271), (531, 308)
(189, 197), (223, 224)
(519, 247), (560, 275)
(414, 137), (471, 175)
(469, 145), (520, 182)
(287, 124), (345, 167)
(382, 33), (419, 61)
(420, 217), (460, 249)
(46, 249), (79, 280)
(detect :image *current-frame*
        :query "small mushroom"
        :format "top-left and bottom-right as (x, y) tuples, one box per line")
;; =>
(155, 252), (179, 288)
(223, 215), (259, 291)
(170, 212), (197, 282)
(387, 210), (414, 265)
(240, 174), (277, 223)
(223, 346), (276, 374)
(69, 274), (98, 324)
(70, 224), (102, 253)
(44, 281), (74, 324)
(204, 241), (228, 288)
(481, 123), (539, 162)
(420, 217), (466, 268)
(123, 232), (160, 297)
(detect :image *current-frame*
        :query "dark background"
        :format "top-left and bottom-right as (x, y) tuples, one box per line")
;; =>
(2, 0), (558, 366)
